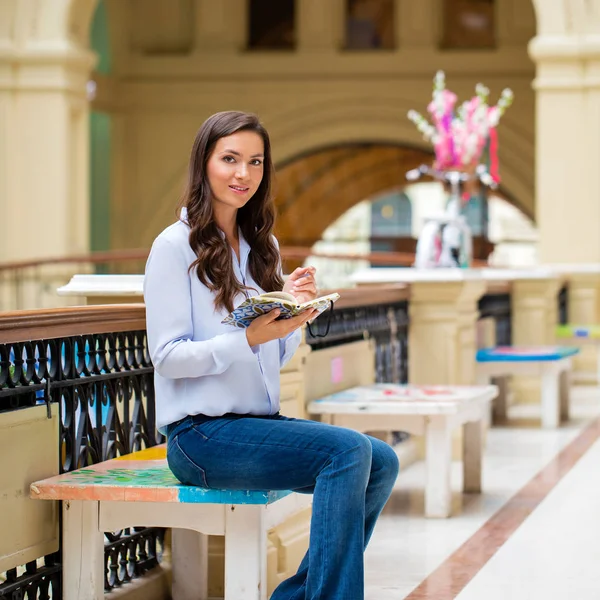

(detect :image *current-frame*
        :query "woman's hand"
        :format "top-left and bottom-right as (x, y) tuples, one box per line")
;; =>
(283, 266), (317, 304)
(246, 308), (317, 347)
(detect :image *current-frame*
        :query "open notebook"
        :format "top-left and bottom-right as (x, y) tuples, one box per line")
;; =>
(222, 291), (340, 329)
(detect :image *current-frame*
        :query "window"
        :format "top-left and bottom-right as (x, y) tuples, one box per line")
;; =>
(248, 0), (295, 50)
(370, 191), (412, 237)
(345, 0), (395, 50)
(442, 0), (496, 49)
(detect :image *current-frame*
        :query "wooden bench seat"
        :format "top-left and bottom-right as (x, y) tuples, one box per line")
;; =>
(30, 445), (311, 600)
(476, 345), (579, 428)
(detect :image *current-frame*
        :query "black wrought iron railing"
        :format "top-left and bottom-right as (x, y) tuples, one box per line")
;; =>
(0, 291), (410, 598)
(306, 300), (409, 384)
(478, 292), (512, 346)
(558, 285), (568, 325)
(0, 309), (164, 599)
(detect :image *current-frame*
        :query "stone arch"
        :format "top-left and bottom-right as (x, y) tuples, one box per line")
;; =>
(274, 142), (531, 247)
(266, 94), (535, 225)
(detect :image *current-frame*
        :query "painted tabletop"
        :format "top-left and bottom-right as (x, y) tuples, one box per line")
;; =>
(556, 325), (600, 339)
(30, 445), (291, 505)
(308, 384), (497, 415)
(476, 346), (579, 362)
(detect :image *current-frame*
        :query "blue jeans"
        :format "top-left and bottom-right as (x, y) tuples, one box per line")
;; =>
(166, 413), (399, 600)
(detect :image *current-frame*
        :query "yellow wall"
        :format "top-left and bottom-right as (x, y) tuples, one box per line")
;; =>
(4, 0), (600, 265)
(93, 0), (536, 251)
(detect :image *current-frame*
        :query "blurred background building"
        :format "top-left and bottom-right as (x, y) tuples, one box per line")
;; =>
(2, 0), (597, 308)
(3, 4), (600, 599)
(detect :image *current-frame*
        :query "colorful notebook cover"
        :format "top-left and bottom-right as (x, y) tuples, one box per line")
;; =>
(222, 291), (340, 329)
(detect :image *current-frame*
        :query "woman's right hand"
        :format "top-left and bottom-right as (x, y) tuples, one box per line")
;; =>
(246, 308), (317, 347)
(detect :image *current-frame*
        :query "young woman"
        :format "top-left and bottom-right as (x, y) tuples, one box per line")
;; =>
(144, 111), (399, 600)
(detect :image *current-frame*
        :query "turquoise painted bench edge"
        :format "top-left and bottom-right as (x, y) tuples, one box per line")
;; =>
(30, 445), (293, 505)
(476, 346), (580, 363)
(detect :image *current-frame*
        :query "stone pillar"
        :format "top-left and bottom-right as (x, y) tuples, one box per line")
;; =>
(297, 0), (344, 52)
(510, 274), (561, 403)
(0, 46), (96, 263)
(551, 265), (600, 381)
(193, 0), (247, 52)
(408, 275), (486, 386)
(408, 272), (486, 461)
(569, 273), (600, 380)
(529, 1), (600, 263)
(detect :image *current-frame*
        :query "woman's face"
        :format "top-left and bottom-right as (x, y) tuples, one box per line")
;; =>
(206, 130), (265, 212)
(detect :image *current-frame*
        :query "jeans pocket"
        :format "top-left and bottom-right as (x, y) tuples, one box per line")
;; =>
(190, 416), (233, 440)
(167, 436), (210, 488)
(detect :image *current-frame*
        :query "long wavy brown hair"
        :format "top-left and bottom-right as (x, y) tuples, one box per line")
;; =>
(178, 111), (284, 313)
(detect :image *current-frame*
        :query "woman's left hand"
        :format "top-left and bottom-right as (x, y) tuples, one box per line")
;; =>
(283, 266), (318, 303)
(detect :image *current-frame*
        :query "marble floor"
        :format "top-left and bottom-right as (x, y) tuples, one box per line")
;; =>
(365, 386), (600, 600)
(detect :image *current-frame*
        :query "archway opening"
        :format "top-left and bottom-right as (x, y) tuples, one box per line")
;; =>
(275, 142), (537, 286)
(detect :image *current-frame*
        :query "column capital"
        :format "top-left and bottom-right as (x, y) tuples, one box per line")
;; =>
(0, 45), (96, 95)
(410, 279), (487, 311)
(529, 34), (600, 90)
(408, 277), (486, 386)
(511, 277), (562, 315)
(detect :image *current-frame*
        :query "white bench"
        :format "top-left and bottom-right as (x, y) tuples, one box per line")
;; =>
(476, 346), (579, 428)
(308, 383), (497, 518)
(29, 445), (311, 600)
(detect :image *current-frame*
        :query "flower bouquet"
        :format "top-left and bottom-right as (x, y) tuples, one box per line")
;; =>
(408, 71), (513, 192)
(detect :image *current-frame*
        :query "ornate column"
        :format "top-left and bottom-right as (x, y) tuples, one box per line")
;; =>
(408, 271), (486, 461)
(529, 0), (600, 263)
(351, 269), (486, 385)
(510, 271), (561, 403)
(0, 12), (96, 264)
(408, 272), (486, 386)
(552, 265), (600, 381)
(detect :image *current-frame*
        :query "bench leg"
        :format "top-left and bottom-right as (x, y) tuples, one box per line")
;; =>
(463, 419), (483, 494)
(62, 500), (104, 600)
(171, 529), (209, 600)
(560, 369), (571, 422)
(541, 369), (560, 428)
(491, 376), (509, 424)
(225, 505), (267, 600)
(425, 416), (453, 518)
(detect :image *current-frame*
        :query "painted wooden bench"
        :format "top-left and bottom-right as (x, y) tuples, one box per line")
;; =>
(29, 445), (311, 600)
(308, 383), (498, 518)
(556, 324), (600, 383)
(476, 346), (579, 428)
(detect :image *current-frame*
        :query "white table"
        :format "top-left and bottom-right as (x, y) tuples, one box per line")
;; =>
(308, 384), (498, 518)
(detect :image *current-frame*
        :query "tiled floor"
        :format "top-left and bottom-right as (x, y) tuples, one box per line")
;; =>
(365, 387), (600, 600)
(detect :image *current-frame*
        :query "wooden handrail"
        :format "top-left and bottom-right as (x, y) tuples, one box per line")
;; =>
(0, 246), (488, 273)
(0, 304), (147, 344)
(0, 286), (413, 344)
(0, 249), (150, 272)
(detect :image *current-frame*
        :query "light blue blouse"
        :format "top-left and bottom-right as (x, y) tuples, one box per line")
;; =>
(144, 210), (302, 432)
